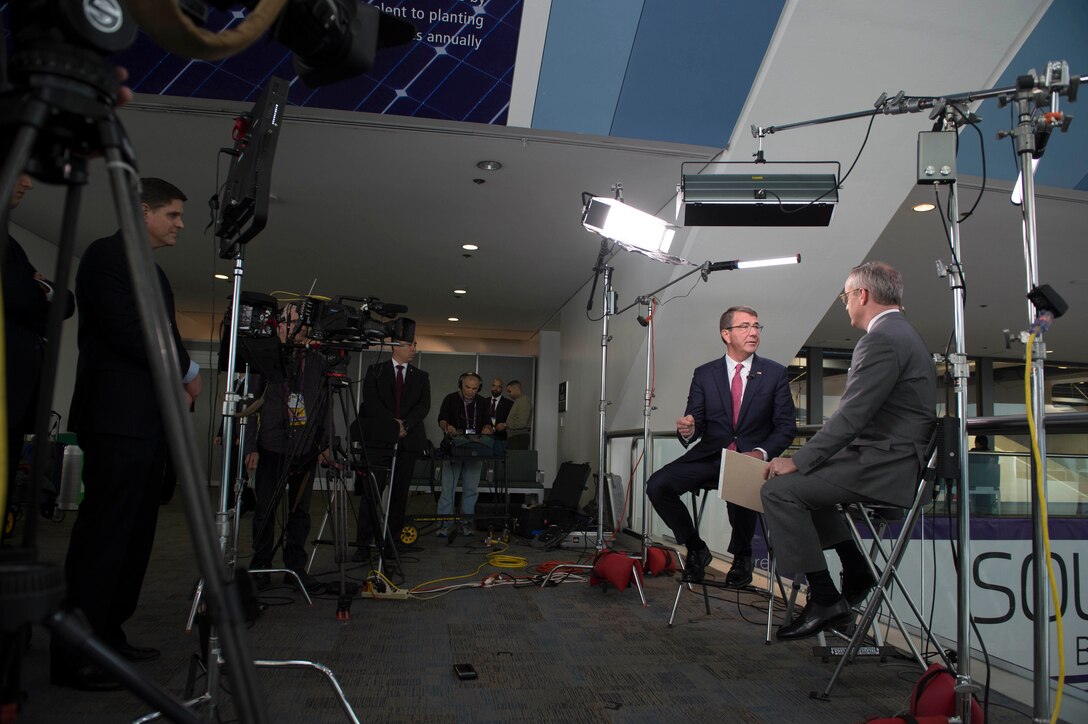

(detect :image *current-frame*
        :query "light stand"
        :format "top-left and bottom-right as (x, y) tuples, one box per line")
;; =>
(1003, 63), (1076, 722)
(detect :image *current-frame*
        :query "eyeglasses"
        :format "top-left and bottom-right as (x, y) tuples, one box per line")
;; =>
(838, 288), (864, 306)
(724, 323), (764, 333)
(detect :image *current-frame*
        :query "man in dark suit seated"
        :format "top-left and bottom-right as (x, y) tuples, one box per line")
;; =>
(57, 178), (202, 690)
(355, 338), (430, 558)
(763, 261), (937, 640)
(647, 306), (796, 585)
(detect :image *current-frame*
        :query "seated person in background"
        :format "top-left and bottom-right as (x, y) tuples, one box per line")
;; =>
(436, 372), (492, 537)
(504, 380), (533, 450)
(762, 261), (936, 641)
(646, 305), (796, 585)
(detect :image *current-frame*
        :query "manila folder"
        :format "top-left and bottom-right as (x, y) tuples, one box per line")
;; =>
(718, 449), (768, 513)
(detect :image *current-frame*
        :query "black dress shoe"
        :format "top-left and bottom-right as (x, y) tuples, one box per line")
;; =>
(51, 663), (123, 692)
(114, 642), (160, 662)
(842, 568), (878, 607)
(681, 547), (713, 583)
(776, 597), (853, 641)
(723, 556), (753, 589)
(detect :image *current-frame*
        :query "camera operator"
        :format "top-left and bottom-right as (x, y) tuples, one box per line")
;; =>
(56, 178), (200, 691)
(244, 304), (329, 594)
(436, 372), (492, 537)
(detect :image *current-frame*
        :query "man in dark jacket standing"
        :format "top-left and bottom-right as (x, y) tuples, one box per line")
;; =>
(356, 338), (430, 556)
(57, 178), (201, 690)
(3, 173), (74, 511)
(245, 304), (328, 593)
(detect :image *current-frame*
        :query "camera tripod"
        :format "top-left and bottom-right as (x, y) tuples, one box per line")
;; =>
(179, 251), (361, 722)
(0, 5), (266, 722)
(306, 350), (409, 605)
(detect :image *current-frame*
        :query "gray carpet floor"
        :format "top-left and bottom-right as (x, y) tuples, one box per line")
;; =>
(9, 488), (1034, 723)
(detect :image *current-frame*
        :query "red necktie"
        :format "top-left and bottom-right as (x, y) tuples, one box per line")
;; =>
(395, 365), (404, 417)
(727, 363), (743, 450)
(490, 397), (497, 417)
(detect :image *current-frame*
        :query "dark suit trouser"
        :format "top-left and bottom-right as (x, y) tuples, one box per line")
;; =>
(252, 449), (316, 572)
(760, 469), (867, 574)
(356, 445), (416, 546)
(63, 431), (164, 647)
(646, 456), (757, 556)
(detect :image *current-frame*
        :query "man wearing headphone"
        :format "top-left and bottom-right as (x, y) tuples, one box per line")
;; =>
(436, 372), (492, 537)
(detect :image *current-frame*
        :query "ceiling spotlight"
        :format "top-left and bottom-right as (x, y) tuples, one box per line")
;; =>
(214, 273), (230, 280)
(453, 289), (467, 295)
(476, 160), (502, 171)
(462, 244), (479, 251)
(448, 317), (460, 322)
(912, 203), (936, 212)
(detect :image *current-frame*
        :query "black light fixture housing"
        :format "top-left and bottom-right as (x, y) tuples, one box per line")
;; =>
(680, 161), (840, 227)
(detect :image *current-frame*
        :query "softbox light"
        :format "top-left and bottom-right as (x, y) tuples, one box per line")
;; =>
(582, 195), (685, 265)
(679, 161), (841, 227)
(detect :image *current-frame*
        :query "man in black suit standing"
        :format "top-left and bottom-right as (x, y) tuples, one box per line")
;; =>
(3, 173), (74, 508)
(56, 178), (201, 690)
(647, 306), (796, 585)
(763, 261), (936, 640)
(486, 377), (513, 448)
(356, 338), (430, 556)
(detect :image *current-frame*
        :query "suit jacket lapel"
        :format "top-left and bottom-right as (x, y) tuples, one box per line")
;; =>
(711, 357), (731, 423)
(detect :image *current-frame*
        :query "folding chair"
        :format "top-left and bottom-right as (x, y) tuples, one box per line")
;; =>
(667, 483), (789, 644)
(814, 433), (954, 699)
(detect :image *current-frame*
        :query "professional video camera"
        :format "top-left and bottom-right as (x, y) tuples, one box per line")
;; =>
(177, 0), (416, 86)
(298, 295), (415, 348)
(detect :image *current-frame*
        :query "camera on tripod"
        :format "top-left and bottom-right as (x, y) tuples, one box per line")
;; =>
(299, 295), (415, 348)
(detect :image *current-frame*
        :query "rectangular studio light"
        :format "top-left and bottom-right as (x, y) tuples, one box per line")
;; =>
(582, 196), (676, 254)
(681, 173), (838, 226)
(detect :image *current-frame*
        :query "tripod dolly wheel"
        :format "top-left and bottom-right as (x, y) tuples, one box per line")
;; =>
(399, 525), (418, 545)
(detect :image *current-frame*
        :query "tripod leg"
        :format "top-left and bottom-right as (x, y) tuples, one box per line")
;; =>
(48, 610), (201, 724)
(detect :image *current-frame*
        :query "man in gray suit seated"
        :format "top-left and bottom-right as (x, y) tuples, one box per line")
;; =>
(762, 261), (936, 640)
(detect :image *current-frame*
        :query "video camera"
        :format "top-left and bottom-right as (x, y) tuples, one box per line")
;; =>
(298, 295), (415, 348)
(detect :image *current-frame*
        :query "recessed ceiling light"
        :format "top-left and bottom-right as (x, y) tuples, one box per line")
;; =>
(214, 273), (229, 280)
(462, 244), (479, 251)
(448, 317), (460, 322)
(912, 203), (936, 212)
(453, 289), (467, 295)
(476, 160), (502, 171)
